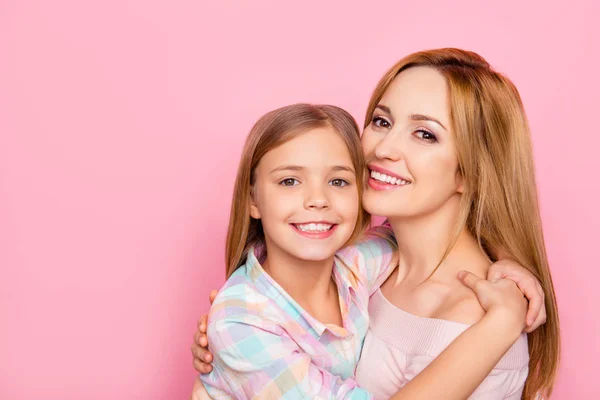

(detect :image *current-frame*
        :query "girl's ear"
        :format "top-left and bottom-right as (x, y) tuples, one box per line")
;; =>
(249, 187), (261, 219)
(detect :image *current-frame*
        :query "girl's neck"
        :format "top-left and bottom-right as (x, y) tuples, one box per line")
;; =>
(388, 196), (490, 282)
(261, 242), (338, 310)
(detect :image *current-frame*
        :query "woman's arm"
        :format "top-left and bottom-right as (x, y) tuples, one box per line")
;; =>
(386, 272), (528, 400)
(193, 274), (527, 400)
(191, 377), (211, 400)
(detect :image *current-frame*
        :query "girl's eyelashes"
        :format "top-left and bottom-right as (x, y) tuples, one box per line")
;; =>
(371, 115), (392, 129)
(329, 178), (351, 187)
(279, 178), (300, 186)
(415, 129), (438, 143)
(278, 178), (352, 187)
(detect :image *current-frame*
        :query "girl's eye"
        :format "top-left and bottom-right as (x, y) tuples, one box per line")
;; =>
(372, 116), (391, 129)
(415, 129), (438, 142)
(330, 179), (350, 187)
(280, 178), (299, 186)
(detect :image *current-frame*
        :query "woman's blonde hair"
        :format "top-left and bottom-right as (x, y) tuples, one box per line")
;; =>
(365, 48), (559, 399)
(225, 103), (370, 278)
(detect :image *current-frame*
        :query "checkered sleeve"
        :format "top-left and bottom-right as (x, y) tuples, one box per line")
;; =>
(339, 226), (398, 295)
(200, 314), (374, 400)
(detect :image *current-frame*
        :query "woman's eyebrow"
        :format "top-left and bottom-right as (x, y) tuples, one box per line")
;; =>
(409, 113), (447, 131)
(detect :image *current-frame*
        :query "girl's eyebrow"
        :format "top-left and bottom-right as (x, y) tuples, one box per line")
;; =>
(269, 165), (355, 174)
(331, 166), (355, 173)
(269, 165), (303, 174)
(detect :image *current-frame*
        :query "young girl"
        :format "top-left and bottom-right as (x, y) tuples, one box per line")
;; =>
(193, 102), (541, 399)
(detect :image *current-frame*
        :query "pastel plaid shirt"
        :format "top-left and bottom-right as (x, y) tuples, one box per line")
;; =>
(199, 232), (396, 399)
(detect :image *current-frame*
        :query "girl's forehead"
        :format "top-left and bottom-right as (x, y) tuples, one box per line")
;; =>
(257, 128), (356, 174)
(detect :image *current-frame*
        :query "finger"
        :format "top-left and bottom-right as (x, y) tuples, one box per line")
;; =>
(487, 260), (518, 281)
(487, 264), (507, 281)
(516, 278), (544, 327)
(199, 314), (209, 333)
(199, 333), (208, 348)
(209, 289), (218, 304)
(194, 331), (208, 347)
(524, 293), (542, 328)
(192, 344), (213, 362)
(457, 270), (486, 293)
(525, 306), (547, 333)
(193, 359), (213, 374)
(191, 343), (201, 359)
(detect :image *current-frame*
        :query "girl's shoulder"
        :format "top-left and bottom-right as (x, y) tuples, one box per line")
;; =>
(208, 264), (272, 322)
(336, 225), (397, 260)
(334, 225), (398, 293)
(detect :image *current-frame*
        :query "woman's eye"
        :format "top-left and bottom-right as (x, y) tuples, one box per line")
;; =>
(372, 116), (391, 129)
(330, 179), (350, 187)
(415, 129), (437, 142)
(280, 178), (299, 186)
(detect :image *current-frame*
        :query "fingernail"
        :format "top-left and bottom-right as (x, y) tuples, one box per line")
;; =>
(204, 355), (211, 362)
(457, 271), (465, 279)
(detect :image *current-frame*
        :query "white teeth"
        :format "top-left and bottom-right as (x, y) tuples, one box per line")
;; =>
(370, 170), (410, 186)
(296, 223), (333, 232)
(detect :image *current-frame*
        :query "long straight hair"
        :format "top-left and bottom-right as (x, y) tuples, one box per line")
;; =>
(365, 49), (559, 399)
(225, 104), (370, 278)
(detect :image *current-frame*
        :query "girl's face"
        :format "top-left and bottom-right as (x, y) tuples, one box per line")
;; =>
(361, 66), (463, 220)
(250, 127), (359, 263)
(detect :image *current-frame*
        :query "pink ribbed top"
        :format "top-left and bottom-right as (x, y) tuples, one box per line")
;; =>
(355, 289), (530, 399)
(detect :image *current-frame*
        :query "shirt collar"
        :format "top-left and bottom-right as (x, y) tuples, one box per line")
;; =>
(245, 247), (355, 338)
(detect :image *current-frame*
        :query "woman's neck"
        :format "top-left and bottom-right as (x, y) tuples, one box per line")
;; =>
(388, 196), (490, 282)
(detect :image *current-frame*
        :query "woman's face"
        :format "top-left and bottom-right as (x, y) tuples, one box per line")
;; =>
(361, 66), (463, 220)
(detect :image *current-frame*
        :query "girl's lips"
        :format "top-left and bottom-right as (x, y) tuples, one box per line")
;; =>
(290, 223), (338, 239)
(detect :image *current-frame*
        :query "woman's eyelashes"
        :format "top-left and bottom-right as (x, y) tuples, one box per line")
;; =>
(414, 128), (438, 143)
(371, 115), (392, 129)
(372, 115), (438, 143)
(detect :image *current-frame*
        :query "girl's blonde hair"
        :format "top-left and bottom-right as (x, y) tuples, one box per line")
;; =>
(225, 103), (370, 278)
(365, 48), (559, 399)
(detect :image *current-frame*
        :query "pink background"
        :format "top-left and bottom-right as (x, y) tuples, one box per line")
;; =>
(1, 0), (598, 398)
